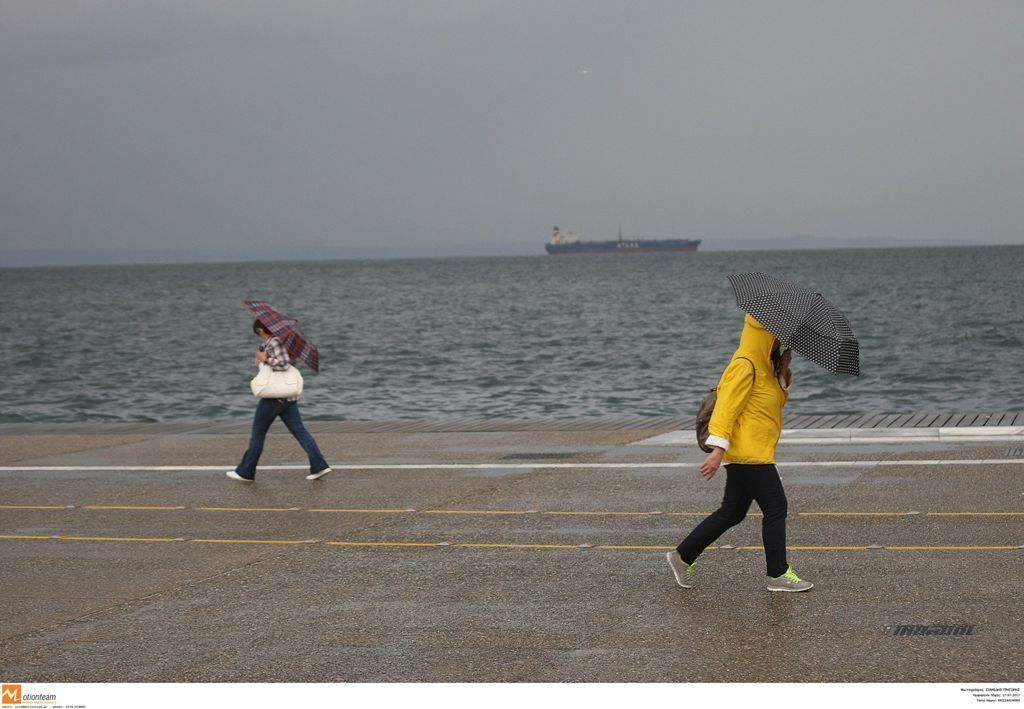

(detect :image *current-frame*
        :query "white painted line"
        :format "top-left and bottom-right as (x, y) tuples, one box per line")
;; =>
(632, 426), (1024, 446)
(0, 459), (1021, 472)
(779, 437), (1024, 444)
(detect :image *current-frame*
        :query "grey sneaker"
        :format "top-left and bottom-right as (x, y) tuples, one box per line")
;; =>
(306, 467), (332, 481)
(665, 551), (697, 588)
(767, 567), (814, 592)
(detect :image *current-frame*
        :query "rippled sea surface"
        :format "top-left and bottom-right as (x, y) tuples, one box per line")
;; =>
(3, 245), (1022, 422)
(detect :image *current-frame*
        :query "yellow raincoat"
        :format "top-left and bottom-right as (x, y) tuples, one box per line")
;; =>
(706, 314), (789, 464)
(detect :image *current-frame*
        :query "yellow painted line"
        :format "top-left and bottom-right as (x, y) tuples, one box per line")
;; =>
(60, 534), (178, 543)
(737, 545), (870, 551)
(0, 533), (57, 539)
(799, 512), (910, 517)
(725, 544), (1023, 551)
(885, 545), (1020, 550)
(452, 542), (579, 549)
(3, 504), (1023, 518)
(190, 538), (309, 545)
(309, 508), (410, 514)
(325, 541), (438, 548)
(423, 510), (531, 515)
(544, 511), (672, 517)
(0, 505), (68, 510)
(197, 507), (295, 512)
(786, 545), (871, 550)
(666, 512), (765, 517)
(81, 505), (181, 511)
(927, 512), (1024, 516)
(0, 536), (1020, 551)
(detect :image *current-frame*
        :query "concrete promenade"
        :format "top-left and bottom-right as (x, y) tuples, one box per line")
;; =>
(1, 418), (1022, 683)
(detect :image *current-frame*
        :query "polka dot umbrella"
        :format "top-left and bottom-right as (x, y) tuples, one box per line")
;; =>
(726, 272), (860, 376)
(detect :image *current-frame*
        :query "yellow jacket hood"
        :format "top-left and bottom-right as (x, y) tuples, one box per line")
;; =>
(736, 313), (778, 370)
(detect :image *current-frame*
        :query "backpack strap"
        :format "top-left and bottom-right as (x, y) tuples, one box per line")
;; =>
(695, 355), (758, 453)
(735, 356), (756, 385)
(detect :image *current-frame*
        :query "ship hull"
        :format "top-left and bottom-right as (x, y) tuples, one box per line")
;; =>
(545, 239), (700, 255)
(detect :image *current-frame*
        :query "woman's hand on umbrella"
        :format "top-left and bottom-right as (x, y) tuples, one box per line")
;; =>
(700, 448), (725, 480)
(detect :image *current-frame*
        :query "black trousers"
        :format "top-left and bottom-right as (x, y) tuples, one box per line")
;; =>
(676, 463), (789, 578)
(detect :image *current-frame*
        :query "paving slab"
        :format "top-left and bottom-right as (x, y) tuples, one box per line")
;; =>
(1, 423), (1022, 683)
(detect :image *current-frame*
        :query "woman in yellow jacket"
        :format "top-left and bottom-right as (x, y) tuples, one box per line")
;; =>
(666, 314), (813, 592)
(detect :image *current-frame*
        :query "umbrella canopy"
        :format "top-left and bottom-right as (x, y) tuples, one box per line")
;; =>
(726, 272), (860, 376)
(243, 300), (320, 373)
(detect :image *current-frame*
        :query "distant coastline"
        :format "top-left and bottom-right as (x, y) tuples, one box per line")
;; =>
(1, 240), (1020, 269)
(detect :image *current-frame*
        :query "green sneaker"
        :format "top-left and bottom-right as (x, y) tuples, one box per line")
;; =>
(766, 566), (814, 592)
(665, 551), (697, 589)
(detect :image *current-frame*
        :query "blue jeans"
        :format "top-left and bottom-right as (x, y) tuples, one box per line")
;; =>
(235, 398), (329, 479)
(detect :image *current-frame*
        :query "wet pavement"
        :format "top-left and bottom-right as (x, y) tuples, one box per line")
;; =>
(1, 423), (1022, 682)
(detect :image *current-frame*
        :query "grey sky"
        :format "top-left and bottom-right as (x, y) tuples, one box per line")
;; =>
(2, 1), (1022, 265)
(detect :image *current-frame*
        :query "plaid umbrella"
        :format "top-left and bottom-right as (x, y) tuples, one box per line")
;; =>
(243, 300), (320, 372)
(726, 272), (860, 376)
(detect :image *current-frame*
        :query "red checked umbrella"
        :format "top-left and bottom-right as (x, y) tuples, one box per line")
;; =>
(243, 300), (320, 372)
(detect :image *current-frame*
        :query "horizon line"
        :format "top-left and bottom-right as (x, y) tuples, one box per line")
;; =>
(3, 240), (1021, 270)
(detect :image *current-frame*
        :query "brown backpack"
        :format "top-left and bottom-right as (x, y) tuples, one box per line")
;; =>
(696, 356), (755, 453)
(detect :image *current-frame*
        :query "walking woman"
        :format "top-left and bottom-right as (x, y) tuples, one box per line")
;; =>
(226, 318), (332, 482)
(666, 313), (813, 592)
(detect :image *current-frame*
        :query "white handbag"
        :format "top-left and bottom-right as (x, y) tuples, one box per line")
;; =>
(250, 363), (304, 399)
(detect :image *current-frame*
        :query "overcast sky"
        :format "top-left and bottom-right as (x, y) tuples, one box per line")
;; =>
(2, 1), (1022, 265)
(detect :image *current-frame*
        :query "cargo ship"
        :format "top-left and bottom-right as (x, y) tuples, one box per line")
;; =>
(545, 226), (700, 255)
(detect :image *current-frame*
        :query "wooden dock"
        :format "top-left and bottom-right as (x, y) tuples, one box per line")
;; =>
(1, 412), (1021, 435)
